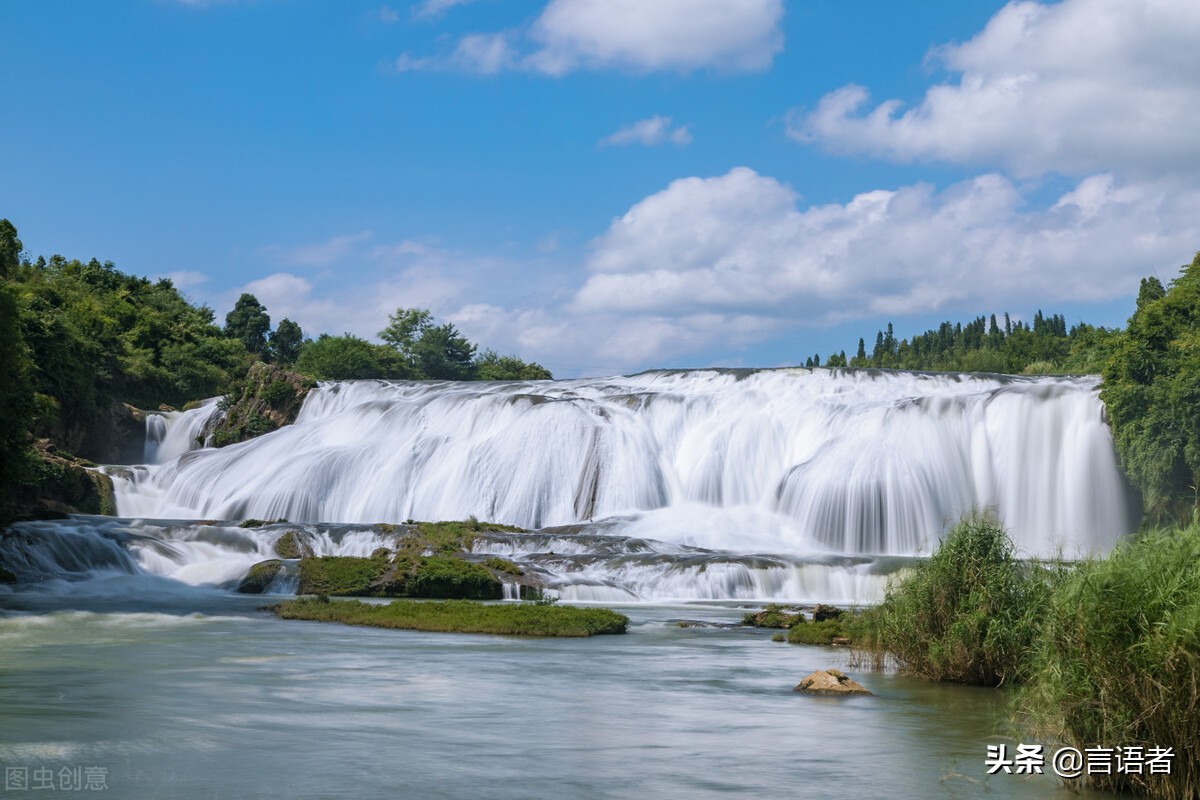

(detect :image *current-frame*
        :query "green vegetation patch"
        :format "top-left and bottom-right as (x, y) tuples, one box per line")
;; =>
(297, 555), (388, 597)
(296, 551), (503, 600)
(273, 597), (628, 637)
(852, 513), (1051, 686)
(1021, 524), (1200, 800)
(787, 619), (850, 646)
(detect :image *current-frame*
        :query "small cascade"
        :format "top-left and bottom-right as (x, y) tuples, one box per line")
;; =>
(0, 517), (905, 605)
(142, 399), (222, 465)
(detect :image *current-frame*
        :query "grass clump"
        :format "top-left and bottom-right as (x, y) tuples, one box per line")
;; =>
(1020, 525), (1200, 799)
(273, 597), (628, 637)
(853, 512), (1050, 686)
(787, 618), (850, 646)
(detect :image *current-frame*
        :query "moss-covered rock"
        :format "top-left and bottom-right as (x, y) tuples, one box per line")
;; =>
(238, 559), (285, 594)
(296, 551), (504, 600)
(274, 530), (312, 559)
(208, 362), (314, 448)
(10, 441), (117, 520)
(298, 555), (387, 597)
(400, 556), (502, 600)
(742, 604), (803, 629)
(481, 556), (524, 576)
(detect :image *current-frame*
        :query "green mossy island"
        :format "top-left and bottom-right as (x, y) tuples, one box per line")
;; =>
(272, 597), (628, 637)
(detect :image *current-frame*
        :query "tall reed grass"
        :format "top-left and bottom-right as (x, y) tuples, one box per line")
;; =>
(1020, 525), (1200, 799)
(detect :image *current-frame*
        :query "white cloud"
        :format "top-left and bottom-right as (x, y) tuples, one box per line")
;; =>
(600, 116), (691, 148)
(412, 0), (479, 21)
(260, 231), (373, 268)
(790, 0), (1200, 178)
(394, 32), (517, 74)
(393, 0), (783, 75)
(573, 167), (1200, 321)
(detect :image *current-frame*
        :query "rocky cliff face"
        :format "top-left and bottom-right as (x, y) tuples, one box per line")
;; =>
(205, 362), (314, 448)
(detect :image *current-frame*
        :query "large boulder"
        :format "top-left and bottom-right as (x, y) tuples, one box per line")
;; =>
(274, 530), (313, 559)
(793, 669), (872, 696)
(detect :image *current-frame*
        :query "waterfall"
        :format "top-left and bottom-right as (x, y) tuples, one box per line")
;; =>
(143, 399), (222, 464)
(110, 368), (1134, 559)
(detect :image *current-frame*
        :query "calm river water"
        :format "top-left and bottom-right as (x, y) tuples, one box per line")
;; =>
(0, 588), (1097, 799)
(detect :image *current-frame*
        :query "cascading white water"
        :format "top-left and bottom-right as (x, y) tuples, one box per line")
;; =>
(112, 369), (1133, 558)
(143, 398), (221, 464)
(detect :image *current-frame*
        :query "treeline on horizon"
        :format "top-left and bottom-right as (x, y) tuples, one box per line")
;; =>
(809, 310), (1116, 375)
(0, 216), (1198, 525)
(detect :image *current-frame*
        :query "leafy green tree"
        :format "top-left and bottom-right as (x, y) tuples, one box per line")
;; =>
(380, 308), (432, 355)
(294, 334), (408, 380)
(0, 219), (33, 520)
(268, 318), (304, 365)
(474, 350), (553, 380)
(225, 293), (271, 355)
(1101, 252), (1200, 522)
(413, 322), (477, 380)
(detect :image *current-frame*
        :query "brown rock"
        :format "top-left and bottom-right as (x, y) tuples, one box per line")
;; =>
(793, 668), (872, 696)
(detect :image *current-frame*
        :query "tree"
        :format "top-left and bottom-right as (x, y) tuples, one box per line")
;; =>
(379, 307), (478, 380)
(294, 334), (407, 380)
(268, 318), (304, 365)
(0, 219), (33, 521)
(1101, 252), (1200, 522)
(0, 218), (21, 277)
(225, 293), (271, 355)
(413, 322), (476, 380)
(474, 350), (553, 380)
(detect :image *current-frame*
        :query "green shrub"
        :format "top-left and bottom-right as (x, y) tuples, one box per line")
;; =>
(1021, 525), (1200, 799)
(853, 513), (1051, 686)
(787, 618), (849, 645)
(273, 597), (627, 637)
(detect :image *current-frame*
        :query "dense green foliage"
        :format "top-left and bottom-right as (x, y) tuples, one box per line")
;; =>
(853, 514), (1051, 686)
(11, 251), (248, 435)
(293, 333), (409, 380)
(273, 596), (629, 637)
(224, 293), (271, 355)
(0, 221), (34, 521)
(377, 306), (550, 381)
(1101, 253), (1200, 523)
(824, 312), (1119, 375)
(1021, 525), (1200, 799)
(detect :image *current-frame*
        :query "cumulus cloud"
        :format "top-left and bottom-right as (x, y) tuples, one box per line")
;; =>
(790, 0), (1200, 177)
(393, 0), (783, 75)
(600, 116), (692, 148)
(573, 167), (1200, 321)
(157, 270), (210, 290)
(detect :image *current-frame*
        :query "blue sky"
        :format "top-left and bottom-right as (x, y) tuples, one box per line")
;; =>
(3, 0), (1199, 376)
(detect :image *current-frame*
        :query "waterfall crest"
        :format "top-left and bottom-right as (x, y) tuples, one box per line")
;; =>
(110, 369), (1134, 558)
